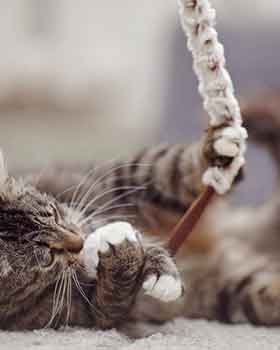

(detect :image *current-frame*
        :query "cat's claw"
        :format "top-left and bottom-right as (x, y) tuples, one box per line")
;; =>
(82, 221), (139, 278)
(142, 274), (183, 302)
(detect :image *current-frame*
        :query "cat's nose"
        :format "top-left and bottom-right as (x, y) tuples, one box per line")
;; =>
(49, 228), (84, 254)
(62, 230), (84, 254)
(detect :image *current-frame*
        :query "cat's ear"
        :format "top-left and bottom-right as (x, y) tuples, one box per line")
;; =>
(0, 149), (7, 185)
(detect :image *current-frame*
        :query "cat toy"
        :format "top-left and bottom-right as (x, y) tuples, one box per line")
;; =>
(83, 0), (247, 268)
(166, 0), (247, 256)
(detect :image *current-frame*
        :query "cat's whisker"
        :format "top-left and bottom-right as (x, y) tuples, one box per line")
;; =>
(73, 164), (131, 214)
(76, 162), (152, 212)
(76, 278), (96, 287)
(56, 269), (69, 328)
(70, 158), (126, 212)
(45, 274), (62, 328)
(56, 183), (80, 200)
(77, 183), (147, 223)
(69, 167), (97, 212)
(72, 271), (94, 309)
(33, 162), (52, 187)
(80, 214), (137, 228)
(74, 162), (151, 214)
(75, 168), (151, 214)
(77, 185), (143, 221)
(80, 202), (135, 224)
(77, 185), (148, 226)
(69, 269), (73, 324)
(49, 272), (64, 328)
(72, 272), (88, 302)
(65, 268), (72, 328)
(47, 270), (66, 328)
(56, 270), (69, 329)
(72, 158), (125, 211)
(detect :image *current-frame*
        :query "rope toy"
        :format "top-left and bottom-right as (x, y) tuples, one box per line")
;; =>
(83, 1), (248, 269)
(166, 0), (247, 256)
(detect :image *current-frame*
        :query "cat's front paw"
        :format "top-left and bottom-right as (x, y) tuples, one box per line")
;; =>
(142, 247), (184, 303)
(82, 221), (141, 278)
(204, 125), (247, 167)
(143, 274), (183, 302)
(82, 222), (145, 329)
(202, 124), (247, 193)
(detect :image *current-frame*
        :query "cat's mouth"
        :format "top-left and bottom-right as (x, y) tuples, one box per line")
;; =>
(50, 248), (81, 267)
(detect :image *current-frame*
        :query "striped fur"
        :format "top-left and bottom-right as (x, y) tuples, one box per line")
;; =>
(3, 97), (280, 331)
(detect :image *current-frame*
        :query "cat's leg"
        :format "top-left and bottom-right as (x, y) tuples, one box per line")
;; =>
(140, 245), (183, 303)
(211, 239), (280, 325)
(240, 271), (280, 325)
(121, 233), (280, 327)
(176, 239), (280, 326)
(117, 126), (243, 253)
(80, 222), (183, 329)
(25, 127), (243, 254)
(26, 124), (242, 220)
(219, 268), (280, 325)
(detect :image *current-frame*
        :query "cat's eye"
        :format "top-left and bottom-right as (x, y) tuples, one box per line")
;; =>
(39, 250), (54, 268)
(44, 250), (55, 268)
(38, 209), (53, 218)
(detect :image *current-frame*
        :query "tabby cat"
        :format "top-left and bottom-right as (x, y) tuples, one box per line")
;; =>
(0, 100), (279, 331)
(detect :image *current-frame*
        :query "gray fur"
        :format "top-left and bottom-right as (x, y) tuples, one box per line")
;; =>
(1, 104), (280, 332)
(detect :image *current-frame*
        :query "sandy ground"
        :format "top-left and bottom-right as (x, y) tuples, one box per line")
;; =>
(1, 319), (280, 350)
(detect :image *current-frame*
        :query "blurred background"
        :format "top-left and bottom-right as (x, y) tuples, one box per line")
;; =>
(0, 0), (279, 204)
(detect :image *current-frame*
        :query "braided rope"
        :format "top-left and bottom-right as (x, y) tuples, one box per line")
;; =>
(167, 0), (248, 255)
(179, 0), (247, 194)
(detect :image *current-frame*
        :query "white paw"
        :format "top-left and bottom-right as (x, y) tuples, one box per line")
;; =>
(82, 221), (138, 278)
(142, 274), (183, 303)
(213, 125), (247, 157)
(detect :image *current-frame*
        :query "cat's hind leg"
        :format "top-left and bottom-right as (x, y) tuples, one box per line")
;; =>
(193, 240), (280, 326)
(217, 257), (280, 325)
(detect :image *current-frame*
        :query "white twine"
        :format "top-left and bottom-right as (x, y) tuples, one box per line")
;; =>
(178, 0), (247, 194)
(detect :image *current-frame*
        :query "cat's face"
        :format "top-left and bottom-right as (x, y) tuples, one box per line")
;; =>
(0, 152), (84, 298)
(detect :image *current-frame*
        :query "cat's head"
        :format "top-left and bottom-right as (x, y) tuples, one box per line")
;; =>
(0, 151), (84, 287)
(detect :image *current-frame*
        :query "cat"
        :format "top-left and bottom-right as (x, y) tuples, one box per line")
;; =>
(0, 98), (279, 332)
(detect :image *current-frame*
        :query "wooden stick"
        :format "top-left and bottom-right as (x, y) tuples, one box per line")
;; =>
(166, 186), (215, 256)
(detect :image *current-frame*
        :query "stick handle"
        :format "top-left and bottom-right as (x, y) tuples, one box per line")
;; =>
(166, 186), (215, 256)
